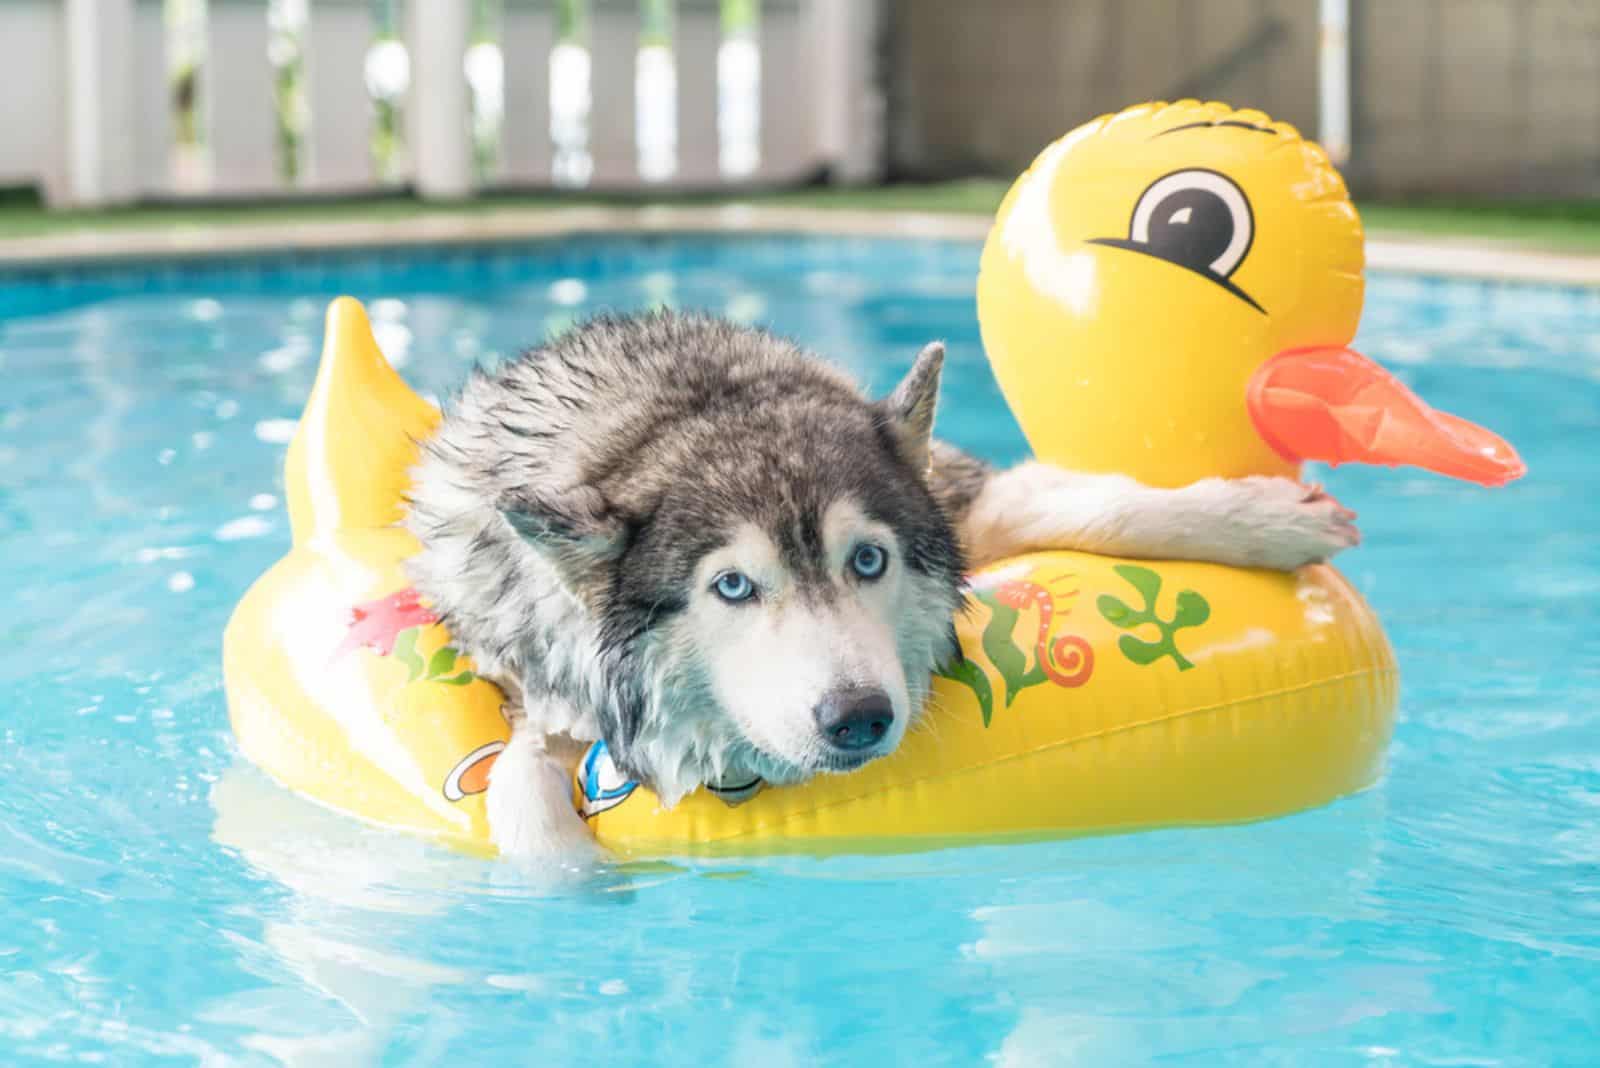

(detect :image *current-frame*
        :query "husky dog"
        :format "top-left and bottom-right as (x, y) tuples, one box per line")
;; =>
(405, 311), (1357, 860)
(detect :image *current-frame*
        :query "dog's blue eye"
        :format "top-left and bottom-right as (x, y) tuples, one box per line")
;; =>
(851, 543), (888, 580)
(712, 571), (756, 603)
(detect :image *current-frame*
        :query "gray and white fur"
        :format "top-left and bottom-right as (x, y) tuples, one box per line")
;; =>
(405, 311), (1357, 861)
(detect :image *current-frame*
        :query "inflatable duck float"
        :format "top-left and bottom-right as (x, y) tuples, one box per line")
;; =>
(224, 100), (1524, 857)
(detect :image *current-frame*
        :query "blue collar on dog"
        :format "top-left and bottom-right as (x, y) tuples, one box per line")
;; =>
(576, 740), (764, 816)
(577, 739), (637, 819)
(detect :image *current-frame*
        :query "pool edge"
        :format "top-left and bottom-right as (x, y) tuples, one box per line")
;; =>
(2, 205), (1599, 288)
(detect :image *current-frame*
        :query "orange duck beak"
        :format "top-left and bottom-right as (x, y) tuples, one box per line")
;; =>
(1247, 346), (1527, 487)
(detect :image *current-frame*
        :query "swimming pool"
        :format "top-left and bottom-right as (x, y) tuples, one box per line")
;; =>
(2, 234), (1596, 1064)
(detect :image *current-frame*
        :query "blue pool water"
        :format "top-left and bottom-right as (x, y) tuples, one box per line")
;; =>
(2, 234), (1597, 1065)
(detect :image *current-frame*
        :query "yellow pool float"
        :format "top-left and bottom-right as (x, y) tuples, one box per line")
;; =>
(224, 100), (1523, 857)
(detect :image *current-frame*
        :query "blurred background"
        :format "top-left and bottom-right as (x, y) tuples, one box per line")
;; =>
(1, 0), (1598, 241)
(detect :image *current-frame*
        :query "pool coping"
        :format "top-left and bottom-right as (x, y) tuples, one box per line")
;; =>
(3, 204), (1599, 287)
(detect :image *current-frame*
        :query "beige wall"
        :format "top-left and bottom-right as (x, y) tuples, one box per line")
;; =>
(1355, 0), (1600, 195)
(888, 0), (1600, 198)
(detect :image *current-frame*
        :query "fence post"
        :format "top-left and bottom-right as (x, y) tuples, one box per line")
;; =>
(407, 0), (474, 199)
(305, 0), (378, 191)
(64, 0), (139, 206)
(207, 0), (278, 194)
(809, 0), (884, 184)
(1319, 0), (1352, 165)
(501, 0), (555, 186)
(132, 0), (172, 197)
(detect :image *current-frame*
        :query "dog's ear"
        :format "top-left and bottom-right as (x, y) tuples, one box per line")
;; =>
(499, 484), (625, 590)
(880, 341), (945, 473)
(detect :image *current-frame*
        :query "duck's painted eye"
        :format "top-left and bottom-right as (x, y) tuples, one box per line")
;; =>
(1128, 169), (1254, 278)
(850, 543), (888, 581)
(712, 571), (756, 603)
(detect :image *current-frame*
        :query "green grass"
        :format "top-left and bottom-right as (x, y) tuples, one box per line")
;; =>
(3, 180), (1599, 253)
(1354, 200), (1600, 253)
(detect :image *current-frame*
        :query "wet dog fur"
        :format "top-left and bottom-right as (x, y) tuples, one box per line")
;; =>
(404, 311), (1358, 862)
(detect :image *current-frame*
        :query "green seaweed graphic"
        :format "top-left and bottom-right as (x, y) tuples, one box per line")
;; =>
(937, 587), (1062, 726)
(938, 656), (996, 726)
(392, 628), (477, 686)
(1096, 564), (1210, 671)
(978, 590), (1050, 706)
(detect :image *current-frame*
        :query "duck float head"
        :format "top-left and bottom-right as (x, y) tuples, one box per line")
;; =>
(978, 99), (1526, 489)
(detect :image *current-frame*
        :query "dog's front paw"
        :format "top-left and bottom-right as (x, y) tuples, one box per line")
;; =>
(1224, 477), (1360, 571)
(1175, 476), (1359, 571)
(487, 729), (606, 871)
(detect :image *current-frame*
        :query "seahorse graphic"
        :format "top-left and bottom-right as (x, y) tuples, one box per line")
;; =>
(994, 581), (1095, 689)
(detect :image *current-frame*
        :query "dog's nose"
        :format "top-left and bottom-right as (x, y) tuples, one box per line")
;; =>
(814, 688), (894, 751)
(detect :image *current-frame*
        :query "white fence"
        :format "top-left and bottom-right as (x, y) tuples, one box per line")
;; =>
(0, 0), (882, 207)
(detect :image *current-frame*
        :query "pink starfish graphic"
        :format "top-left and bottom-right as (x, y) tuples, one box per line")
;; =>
(334, 588), (439, 661)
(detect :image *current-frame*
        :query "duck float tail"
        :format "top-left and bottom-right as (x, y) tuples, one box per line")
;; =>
(283, 296), (441, 544)
(224, 299), (509, 854)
